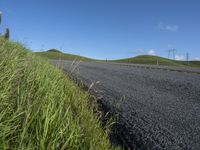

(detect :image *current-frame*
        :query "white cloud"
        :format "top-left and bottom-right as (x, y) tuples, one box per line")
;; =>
(194, 57), (200, 61)
(147, 49), (156, 55)
(175, 55), (185, 60)
(158, 23), (179, 32)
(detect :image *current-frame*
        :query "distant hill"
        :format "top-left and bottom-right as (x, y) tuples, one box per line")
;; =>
(35, 49), (93, 61)
(112, 55), (200, 67)
(47, 49), (62, 53)
(35, 50), (200, 67)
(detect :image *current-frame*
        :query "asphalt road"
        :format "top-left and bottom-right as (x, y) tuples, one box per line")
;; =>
(52, 60), (200, 150)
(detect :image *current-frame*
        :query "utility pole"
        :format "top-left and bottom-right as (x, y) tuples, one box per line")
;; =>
(186, 52), (189, 65)
(0, 11), (2, 25)
(0, 11), (10, 40)
(4, 28), (10, 39)
(173, 48), (175, 60)
(168, 50), (170, 59)
(168, 48), (176, 60)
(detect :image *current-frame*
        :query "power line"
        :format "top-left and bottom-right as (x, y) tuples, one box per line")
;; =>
(168, 48), (176, 60)
(0, 12), (2, 25)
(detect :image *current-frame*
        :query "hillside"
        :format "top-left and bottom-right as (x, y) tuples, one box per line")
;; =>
(113, 55), (200, 67)
(0, 39), (117, 149)
(179, 60), (200, 68)
(113, 55), (182, 66)
(36, 50), (200, 68)
(35, 49), (94, 61)
(47, 49), (63, 53)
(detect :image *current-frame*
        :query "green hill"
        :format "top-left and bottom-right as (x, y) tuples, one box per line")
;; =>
(47, 49), (63, 53)
(35, 49), (94, 61)
(113, 55), (200, 67)
(113, 55), (181, 66)
(36, 50), (200, 68)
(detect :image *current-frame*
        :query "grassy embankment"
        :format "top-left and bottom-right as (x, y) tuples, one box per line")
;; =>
(0, 39), (118, 150)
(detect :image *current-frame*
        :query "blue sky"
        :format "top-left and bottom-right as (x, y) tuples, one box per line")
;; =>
(1, 0), (200, 60)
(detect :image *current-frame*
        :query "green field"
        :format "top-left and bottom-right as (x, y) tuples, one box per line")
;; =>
(0, 39), (117, 150)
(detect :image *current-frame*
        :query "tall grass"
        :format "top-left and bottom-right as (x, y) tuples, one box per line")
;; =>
(0, 38), (117, 150)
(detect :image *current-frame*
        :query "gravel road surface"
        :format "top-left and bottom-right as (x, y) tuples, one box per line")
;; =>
(52, 60), (200, 150)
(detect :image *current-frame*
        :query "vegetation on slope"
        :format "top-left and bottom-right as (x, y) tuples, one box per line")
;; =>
(178, 60), (200, 68)
(47, 49), (63, 53)
(113, 55), (182, 66)
(35, 48), (200, 68)
(35, 49), (93, 61)
(113, 55), (200, 67)
(0, 38), (117, 150)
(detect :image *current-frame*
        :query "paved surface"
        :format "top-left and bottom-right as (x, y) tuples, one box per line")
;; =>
(52, 60), (200, 150)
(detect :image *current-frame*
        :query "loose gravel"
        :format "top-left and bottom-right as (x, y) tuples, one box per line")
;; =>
(52, 60), (200, 150)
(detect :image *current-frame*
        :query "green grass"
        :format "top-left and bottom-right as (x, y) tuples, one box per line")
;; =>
(178, 60), (200, 68)
(47, 49), (63, 53)
(113, 55), (180, 66)
(113, 55), (200, 67)
(0, 38), (118, 150)
(36, 50), (200, 68)
(35, 49), (94, 62)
